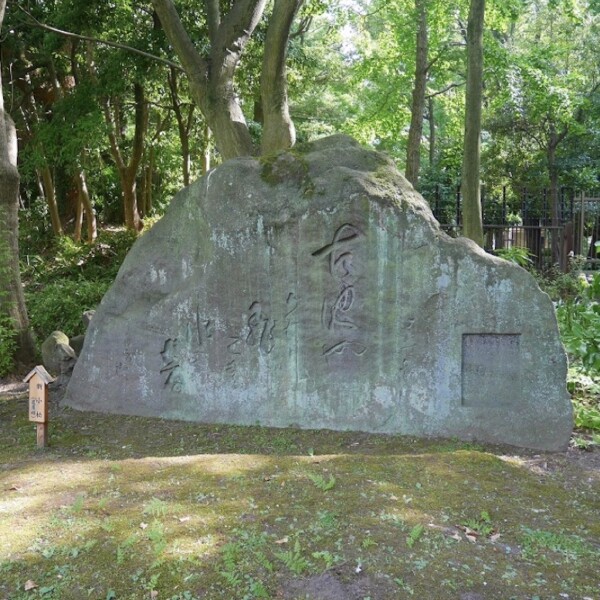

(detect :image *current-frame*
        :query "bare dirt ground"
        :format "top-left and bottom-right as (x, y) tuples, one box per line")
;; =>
(0, 377), (27, 396)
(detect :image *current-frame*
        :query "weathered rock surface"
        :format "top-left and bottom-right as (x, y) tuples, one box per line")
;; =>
(69, 335), (85, 356)
(63, 135), (572, 450)
(41, 331), (77, 376)
(82, 310), (95, 329)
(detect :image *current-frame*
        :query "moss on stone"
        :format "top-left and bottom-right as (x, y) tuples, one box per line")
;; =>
(259, 150), (315, 196)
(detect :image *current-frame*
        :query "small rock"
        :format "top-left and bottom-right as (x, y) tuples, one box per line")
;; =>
(82, 310), (96, 329)
(70, 334), (85, 356)
(41, 331), (77, 376)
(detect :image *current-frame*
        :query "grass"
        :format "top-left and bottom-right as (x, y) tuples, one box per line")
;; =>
(0, 394), (599, 599)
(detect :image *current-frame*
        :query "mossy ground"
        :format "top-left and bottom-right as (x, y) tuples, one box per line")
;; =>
(0, 394), (598, 600)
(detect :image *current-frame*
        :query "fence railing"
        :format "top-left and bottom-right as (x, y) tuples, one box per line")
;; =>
(423, 185), (600, 271)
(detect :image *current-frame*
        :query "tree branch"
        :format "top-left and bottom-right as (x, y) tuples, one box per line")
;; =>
(205, 0), (221, 42)
(290, 14), (312, 39)
(17, 5), (184, 72)
(425, 80), (465, 99)
(151, 0), (208, 79)
(214, 0), (268, 75)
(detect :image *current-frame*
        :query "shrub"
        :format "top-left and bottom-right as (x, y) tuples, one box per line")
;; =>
(495, 246), (533, 268)
(21, 227), (139, 342)
(556, 272), (600, 374)
(26, 278), (111, 341)
(0, 314), (16, 377)
(553, 271), (600, 434)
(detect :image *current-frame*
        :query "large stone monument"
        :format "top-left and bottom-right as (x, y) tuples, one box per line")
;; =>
(63, 135), (572, 450)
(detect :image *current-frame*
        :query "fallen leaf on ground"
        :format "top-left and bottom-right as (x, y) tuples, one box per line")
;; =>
(274, 536), (289, 544)
(24, 580), (38, 591)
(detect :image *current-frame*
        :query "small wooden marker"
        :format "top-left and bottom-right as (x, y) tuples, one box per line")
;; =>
(23, 366), (55, 448)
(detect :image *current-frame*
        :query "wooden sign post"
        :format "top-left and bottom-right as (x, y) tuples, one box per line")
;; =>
(23, 366), (55, 449)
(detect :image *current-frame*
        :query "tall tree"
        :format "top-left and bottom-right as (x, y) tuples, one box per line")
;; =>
(152, 0), (303, 159)
(0, 0), (35, 367)
(484, 0), (600, 265)
(461, 0), (485, 247)
(332, 0), (468, 184)
(405, 0), (428, 187)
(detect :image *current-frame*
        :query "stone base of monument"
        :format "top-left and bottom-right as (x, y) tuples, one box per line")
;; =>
(63, 135), (572, 451)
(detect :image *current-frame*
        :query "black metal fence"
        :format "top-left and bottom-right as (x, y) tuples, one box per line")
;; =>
(424, 185), (600, 271)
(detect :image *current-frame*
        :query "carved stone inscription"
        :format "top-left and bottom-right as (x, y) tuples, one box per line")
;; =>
(462, 334), (521, 408)
(159, 292), (298, 386)
(160, 310), (215, 391)
(312, 224), (366, 358)
(225, 301), (277, 376)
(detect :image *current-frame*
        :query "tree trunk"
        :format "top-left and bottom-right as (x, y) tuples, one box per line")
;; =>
(103, 84), (147, 231)
(181, 125), (191, 186)
(428, 96), (435, 167)
(73, 178), (83, 243)
(548, 140), (561, 266)
(0, 0), (35, 366)
(76, 169), (97, 242)
(201, 123), (212, 174)
(405, 0), (428, 188)
(203, 78), (256, 160)
(152, 0), (272, 160)
(168, 67), (193, 185)
(461, 0), (485, 247)
(142, 146), (155, 216)
(260, 0), (303, 155)
(40, 166), (63, 236)
(120, 169), (141, 231)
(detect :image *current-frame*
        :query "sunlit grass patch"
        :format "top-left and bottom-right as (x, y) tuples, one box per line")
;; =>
(0, 396), (599, 599)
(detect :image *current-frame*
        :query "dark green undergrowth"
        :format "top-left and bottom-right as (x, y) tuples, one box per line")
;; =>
(0, 396), (599, 600)
(527, 263), (600, 445)
(20, 228), (138, 341)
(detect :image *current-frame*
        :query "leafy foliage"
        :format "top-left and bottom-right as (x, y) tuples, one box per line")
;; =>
(521, 528), (599, 562)
(26, 277), (110, 341)
(556, 273), (600, 374)
(406, 524), (425, 548)
(0, 314), (17, 377)
(541, 269), (600, 434)
(567, 366), (600, 431)
(22, 228), (137, 341)
(495, 246), (533, 268)
(307, 472), (336, 491)
(461, 511), (495, 537)
(274, 539), (310, 575)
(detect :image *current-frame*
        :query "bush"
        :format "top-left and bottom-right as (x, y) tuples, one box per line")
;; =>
(495, 246), (533, 268)
(553, 271), (600, 434)
(26, 277), (111, 341)
(22, 228), (138, 285)
(0, 314), (16, 377)
(555, 272), (600, 374)
(21, 227), (139, 342)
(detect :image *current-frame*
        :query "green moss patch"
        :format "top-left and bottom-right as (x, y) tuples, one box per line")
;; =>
(1, 395), (598, 599)
(259, 152), (315, 195)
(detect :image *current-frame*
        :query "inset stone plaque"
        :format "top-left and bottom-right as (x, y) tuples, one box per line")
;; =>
(462, 334), (521, 408)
